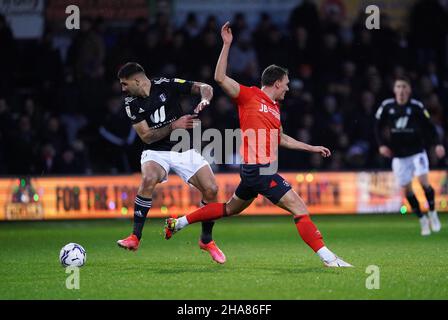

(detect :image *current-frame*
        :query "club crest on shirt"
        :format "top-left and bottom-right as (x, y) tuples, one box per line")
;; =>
(124, 96), (136, 105)
(159, 93), (167, 102)
(389, 108), (395, 114)
(406, 107), (412, 115)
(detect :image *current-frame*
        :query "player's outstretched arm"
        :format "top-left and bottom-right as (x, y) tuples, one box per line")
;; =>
(214, 21), (240, 99)
(191, 82), (213, 113)
(280, 130), (331, 157)
(132, 115), (197, 144)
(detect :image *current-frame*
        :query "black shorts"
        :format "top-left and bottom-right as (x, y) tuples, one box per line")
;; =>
(235, 164), (292, 204)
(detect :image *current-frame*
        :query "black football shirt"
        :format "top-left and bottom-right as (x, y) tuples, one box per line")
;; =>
(123, 77), (194, 151)
(374, 98), (440, 157)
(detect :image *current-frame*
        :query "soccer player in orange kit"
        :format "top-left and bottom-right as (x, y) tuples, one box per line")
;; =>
(165, 22), (352, 267)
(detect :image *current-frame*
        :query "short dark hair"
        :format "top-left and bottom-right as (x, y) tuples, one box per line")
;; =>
(394, 75), (411, 86)
(261, 65), (288, 86)
(117, 62), (145, 79)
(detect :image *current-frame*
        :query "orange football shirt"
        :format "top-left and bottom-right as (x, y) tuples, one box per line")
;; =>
(234, 84), (281, 164)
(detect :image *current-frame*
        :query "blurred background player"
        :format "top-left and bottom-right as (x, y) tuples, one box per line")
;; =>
(375, 77), (446, 236)
(116, 62), (226, 263)
(164, 22), (352, 267)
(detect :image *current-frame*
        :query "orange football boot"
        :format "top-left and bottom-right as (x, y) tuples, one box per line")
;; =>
(199, 240), (226, 264)
(117, 234), (140, 251)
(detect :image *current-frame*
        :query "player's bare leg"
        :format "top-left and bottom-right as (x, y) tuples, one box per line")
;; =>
(418, 174), (440, 232)
(276, 189), (353, 267)
(186, 165), (226, 263)
(402, 182), (430, 236)
(188, 165), (219, 241)
(225, 194), (256, 216)
(117, 161), (166, 250)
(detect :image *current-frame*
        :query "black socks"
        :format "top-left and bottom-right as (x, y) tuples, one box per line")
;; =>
(132, 195), (152, 240)
(406, 191), (423, 218)
(132, 197), (214, 242)
(200, 200), (214, 244)
(423, 186), (435, 211)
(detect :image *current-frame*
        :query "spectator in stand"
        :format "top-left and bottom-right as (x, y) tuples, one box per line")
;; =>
(194, 30), (220, 70)
(99, 97), (136, 173)
(53, 144), (90, 175)
(231, 13), (249, 39)
(257, 25), (288, 70)
(68, 18), (106, 80)
(0, 131), (5, 174)
(58, 70), (88, 144)
(41, 116), (69, 155)
(253, 13), (273, 58)
(228, 31), (259, 83)
(11, 116), (37, 174)
(183, 12), (201, 39)
(0, 15), (16, 97)
(288, 0), (321, 44)
(288, 27), (314, 77)
(37, 144), (57, 174)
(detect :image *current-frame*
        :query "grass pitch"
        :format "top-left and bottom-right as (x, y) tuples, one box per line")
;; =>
(0, 214), (447, 300)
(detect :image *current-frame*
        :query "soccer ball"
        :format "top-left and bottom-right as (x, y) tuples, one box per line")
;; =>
(59, 243), (86, 267)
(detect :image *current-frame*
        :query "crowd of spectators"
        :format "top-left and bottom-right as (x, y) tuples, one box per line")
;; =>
(0, 0), (447, 175)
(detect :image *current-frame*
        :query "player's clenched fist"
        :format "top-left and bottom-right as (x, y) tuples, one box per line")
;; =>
(311, 146), (331, 157)
(172, 114), (198, 130)
(435, 144), (445, 159)
(194, 99), (210, 114)
(379, 145), (393, 158)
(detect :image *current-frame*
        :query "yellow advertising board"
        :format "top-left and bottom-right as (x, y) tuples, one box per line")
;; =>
(1, 171), (447, 221)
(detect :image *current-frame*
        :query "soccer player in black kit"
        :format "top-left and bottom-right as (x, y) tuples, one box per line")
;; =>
(116, 62), (226, 263)
(375, 77), (446, 236)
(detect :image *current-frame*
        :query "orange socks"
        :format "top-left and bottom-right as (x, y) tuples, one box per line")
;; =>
(294, 215), (325, 252)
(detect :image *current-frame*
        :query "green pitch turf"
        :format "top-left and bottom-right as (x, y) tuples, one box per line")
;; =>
(0, 214), (447, 300)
